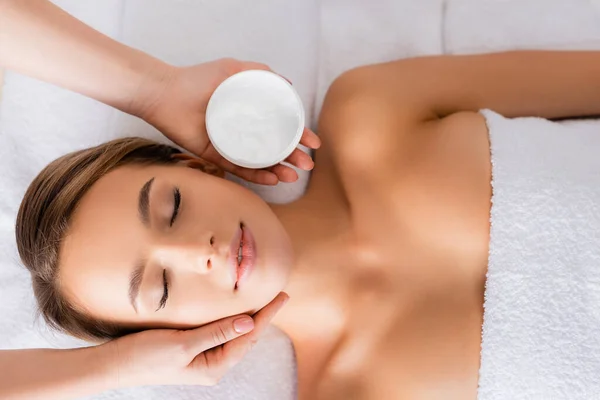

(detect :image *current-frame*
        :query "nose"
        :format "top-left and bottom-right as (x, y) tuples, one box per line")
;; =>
(153, 233), (228, 274)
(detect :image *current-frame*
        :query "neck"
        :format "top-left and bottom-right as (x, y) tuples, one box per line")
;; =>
(269, 197), (322, 265)
(266, 195), (350, 341)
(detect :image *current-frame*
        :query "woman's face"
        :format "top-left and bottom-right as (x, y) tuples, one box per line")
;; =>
(59, 162), (293, 330)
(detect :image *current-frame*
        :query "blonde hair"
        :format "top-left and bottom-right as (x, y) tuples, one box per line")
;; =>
(16, 137), (183, 341)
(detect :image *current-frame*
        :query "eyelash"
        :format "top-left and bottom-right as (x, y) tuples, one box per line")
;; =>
(169, 187), (181, 227)
(156, 269), (169, 311)
(155, 188), (178, 312)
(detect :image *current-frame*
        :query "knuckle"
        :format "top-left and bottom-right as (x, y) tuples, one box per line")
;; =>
(220, 57), (236, 64)
(211, 331), (220, 346)
(219, 58), (240, 74)
(212, 324), (230, 346)
(224, 58), (242, 71)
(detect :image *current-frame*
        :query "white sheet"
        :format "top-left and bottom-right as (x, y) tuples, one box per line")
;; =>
(0, 69), (5, 101)
(445, 0), (600, 54)
(0, 1), (442, 399)
(314, 0), (443, 122)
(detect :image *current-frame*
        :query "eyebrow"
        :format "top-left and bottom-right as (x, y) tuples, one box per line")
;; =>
(138, 177), (155, 227)
(129, 260), (145, 313)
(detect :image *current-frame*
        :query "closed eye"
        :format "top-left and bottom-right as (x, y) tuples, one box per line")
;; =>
(170, 187), (181, 227)
(156, 269), (169, 311)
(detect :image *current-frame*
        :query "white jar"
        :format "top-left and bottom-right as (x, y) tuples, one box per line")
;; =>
(205, 70), (305, 169)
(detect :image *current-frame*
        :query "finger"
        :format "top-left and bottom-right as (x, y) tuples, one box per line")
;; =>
(210, 151), (290, 185)
(201, 135), (301, 185)
(284, 148), (314, 171)
(190, 336), (247, 380)
(182, 314), (255, 357)
(241, 60), (293, 84)
(198, 331), (253, 374)
(267, 163), (298, 183)
(299, 127), (321, 149)
(201, 146), (279, 185)
(240, 61), (271, 71)
(190, 293), (289, 375)
(227, 163), (280, 185)
(248, 292), (289, 340)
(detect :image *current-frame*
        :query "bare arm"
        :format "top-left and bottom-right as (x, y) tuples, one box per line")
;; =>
(346, 51), (600, 121)
(0, 1), (147, 396)
(0, 0), (320, 184)
(0, 0), (170, 115)
(0, 294), (288, 400)
(0, 347), (115, 400)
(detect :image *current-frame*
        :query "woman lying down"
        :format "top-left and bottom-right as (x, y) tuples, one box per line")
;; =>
(16, 51), (600, 400)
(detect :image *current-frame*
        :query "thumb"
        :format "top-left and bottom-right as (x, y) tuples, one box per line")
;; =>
(181, 315), (255, 357)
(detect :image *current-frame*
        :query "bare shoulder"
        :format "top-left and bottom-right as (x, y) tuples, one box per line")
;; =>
(317, 66), (414, 179)
(317, 64), (489, 178)
(317, 65), (491, 240)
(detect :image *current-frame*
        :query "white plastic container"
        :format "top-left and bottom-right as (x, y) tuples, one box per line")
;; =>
(205, 70), (305, 169)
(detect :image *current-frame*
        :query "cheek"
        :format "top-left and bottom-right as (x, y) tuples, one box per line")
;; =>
(171, 281), (269, 326)
(246, 227), (293, 311)
(171, 279), (239, 325)
(185, 178), (243, 220)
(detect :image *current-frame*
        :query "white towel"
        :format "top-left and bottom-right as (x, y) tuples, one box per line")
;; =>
(445, 1), (600, 398)
(480, 109), (600, 399)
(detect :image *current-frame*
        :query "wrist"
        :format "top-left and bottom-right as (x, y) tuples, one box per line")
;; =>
(92, 340), (134, 391)
(126, 54), (178, 120)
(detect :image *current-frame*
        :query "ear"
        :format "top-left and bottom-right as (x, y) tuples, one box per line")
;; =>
(172, 153), (226, 178)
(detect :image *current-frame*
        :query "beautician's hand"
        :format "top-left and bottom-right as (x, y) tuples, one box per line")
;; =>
(1, 2), (319, 184)
(136, 59), (322, 185)
(106, 292), (289, 387)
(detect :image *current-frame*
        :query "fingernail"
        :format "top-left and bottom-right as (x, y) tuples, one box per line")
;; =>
(234, 317), (255, 333)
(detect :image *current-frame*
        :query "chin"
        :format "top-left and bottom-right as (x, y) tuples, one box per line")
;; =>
(251, 218), (294, 285)
(251, 256), (292, 295)
(240, 251), (292, 315)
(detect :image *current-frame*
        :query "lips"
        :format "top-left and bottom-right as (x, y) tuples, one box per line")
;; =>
(237, 224), (257, 289)
(228, 226), (243, 287)
(228, 223), (257, 290)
